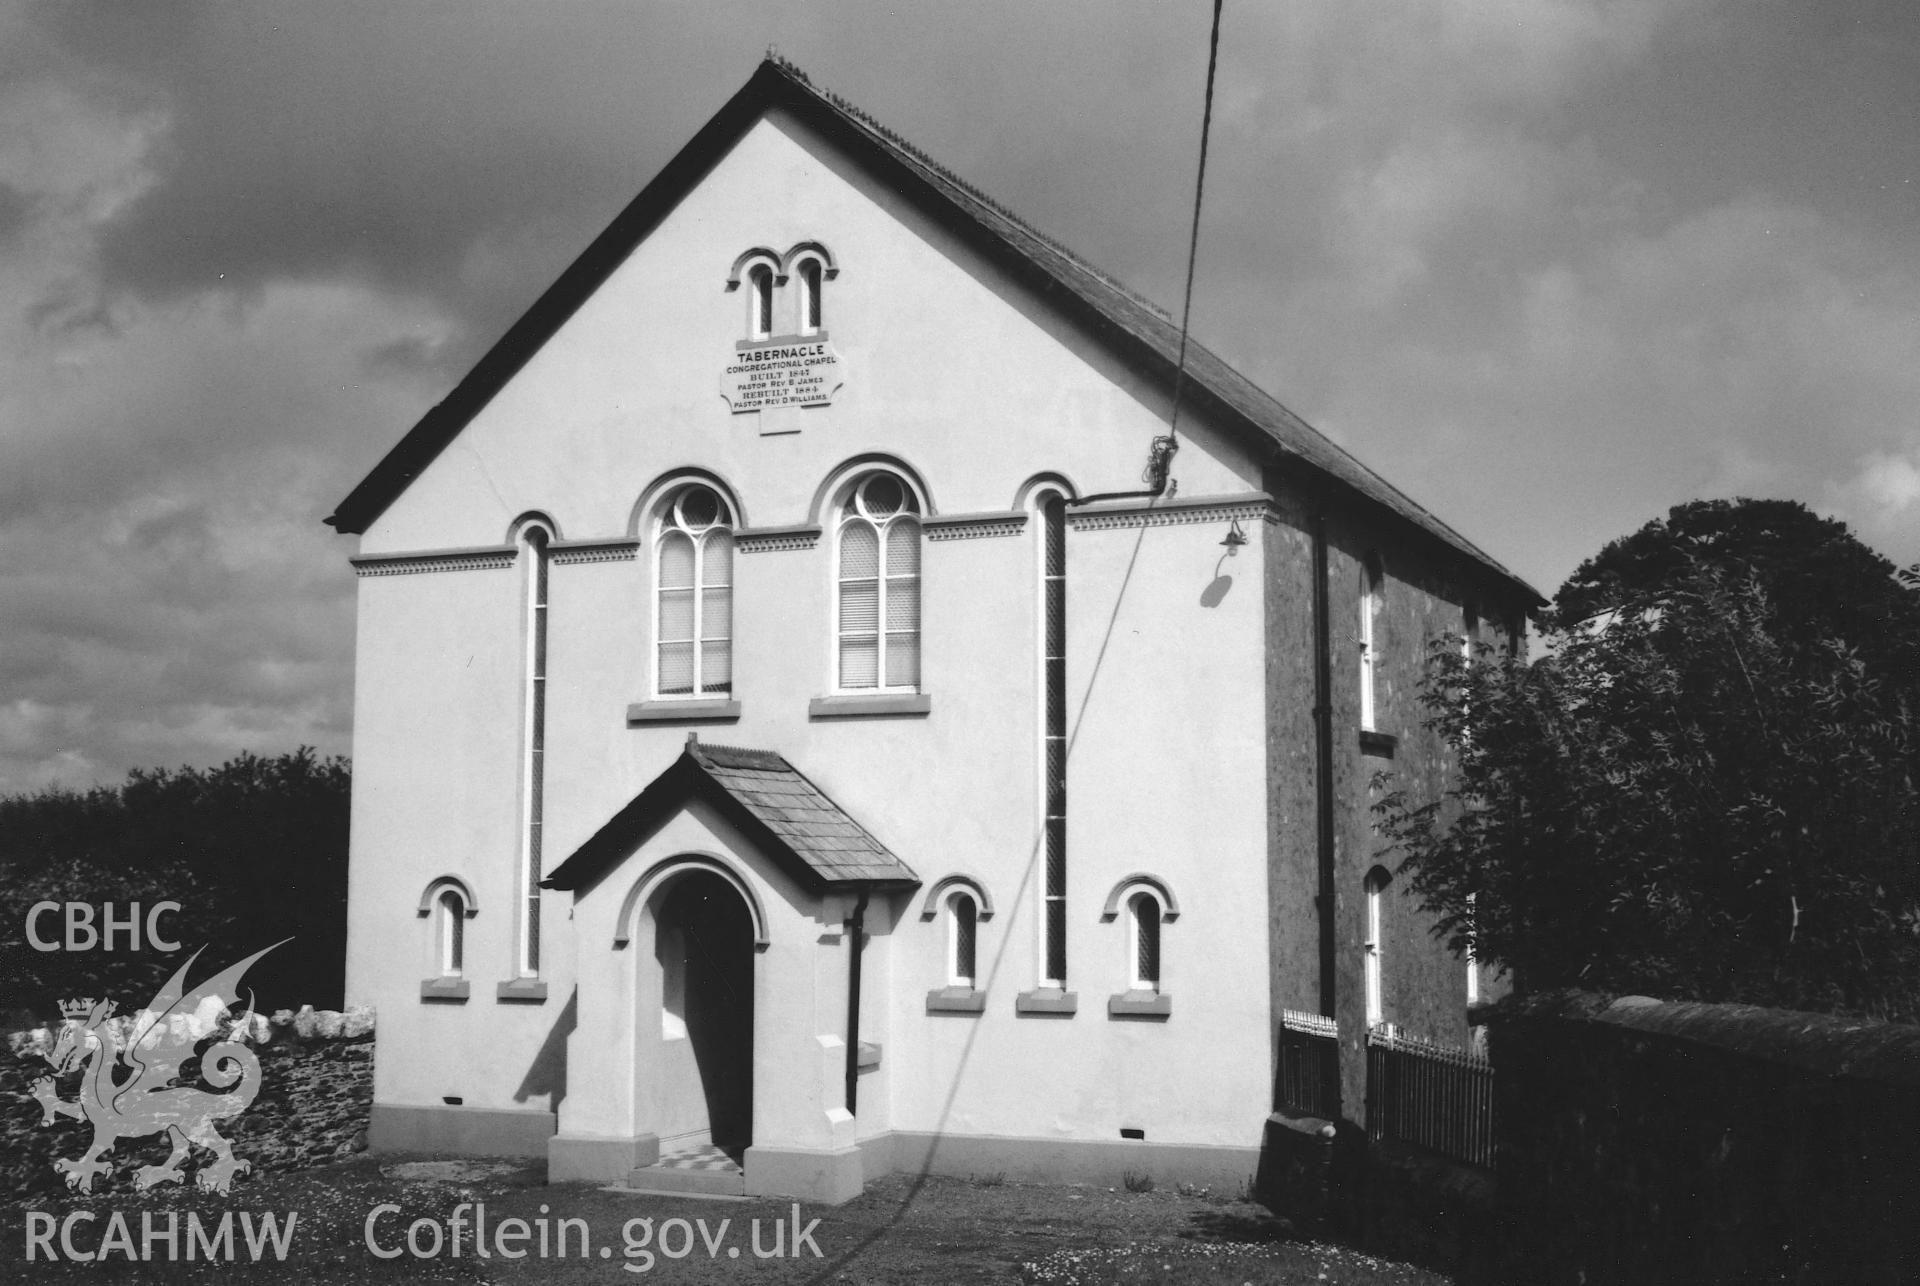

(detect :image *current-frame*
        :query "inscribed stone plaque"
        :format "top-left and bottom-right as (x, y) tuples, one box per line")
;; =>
(721, 335), (844, 413)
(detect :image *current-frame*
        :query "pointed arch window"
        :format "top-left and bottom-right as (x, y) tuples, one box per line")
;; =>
(655, 485), (735, 698)
(836, 473), (921, 692)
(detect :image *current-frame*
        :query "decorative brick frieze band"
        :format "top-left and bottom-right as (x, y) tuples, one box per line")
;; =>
(351, 547), (516, 577)
(924, 511), (1028, 541)
(736, 524), (823, 553)
(1067, 491), (1277, 533)
(551, 538), (640, 565)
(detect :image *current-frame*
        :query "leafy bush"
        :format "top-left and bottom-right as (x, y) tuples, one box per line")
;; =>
(0, 748), (350, 1019)
(1380, 501), (1920, 1021)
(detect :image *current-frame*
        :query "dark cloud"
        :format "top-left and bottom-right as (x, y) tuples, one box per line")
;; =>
(2, 0), (1918, 789)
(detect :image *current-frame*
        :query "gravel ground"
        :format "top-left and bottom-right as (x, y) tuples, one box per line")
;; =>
(3, 1034), (1448, 1284)
(0, 1153), (1451, 1284)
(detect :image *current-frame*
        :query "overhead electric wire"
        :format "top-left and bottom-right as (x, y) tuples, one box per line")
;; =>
(1076, 0), (1226, 504)
(1166, 0), (1225, 454)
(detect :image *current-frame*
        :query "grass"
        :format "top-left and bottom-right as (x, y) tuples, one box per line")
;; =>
(0, 1154), (1454, 1284)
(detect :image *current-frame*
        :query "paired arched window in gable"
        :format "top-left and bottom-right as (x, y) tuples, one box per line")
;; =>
(728, 243), (836, 341)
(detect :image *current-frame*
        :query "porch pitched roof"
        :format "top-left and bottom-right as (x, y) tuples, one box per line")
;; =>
(542, 736), (920, 894)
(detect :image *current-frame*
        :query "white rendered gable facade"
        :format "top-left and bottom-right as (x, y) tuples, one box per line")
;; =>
(337, 66), (1529, 1202)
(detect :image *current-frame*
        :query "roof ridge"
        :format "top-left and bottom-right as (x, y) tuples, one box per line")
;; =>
(689, 739), (789, 768)
(328, 55), (1539, 603)
(766, 57), (1172, 322)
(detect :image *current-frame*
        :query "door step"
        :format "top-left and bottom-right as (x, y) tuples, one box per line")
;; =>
(625, 1143), (746, 1197)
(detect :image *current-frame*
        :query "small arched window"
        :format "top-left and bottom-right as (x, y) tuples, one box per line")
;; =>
(1364, 866), (1391, 1028)
(437, 889), (466, 977)
(1128, 892), (1161, 992)
(795, 257), (823, 335)
(947, 890), (978, 989)
(747, 264), (774, 341)
(656, 484), (735, 698)
(836, 473), (922, 691)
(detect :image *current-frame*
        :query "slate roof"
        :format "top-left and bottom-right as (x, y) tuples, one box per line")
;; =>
(325, 57), (1538, 605)
(542, 737), (919, 894)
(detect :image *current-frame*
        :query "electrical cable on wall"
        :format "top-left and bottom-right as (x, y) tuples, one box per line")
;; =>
(1081, 0), (1226, 504)
(1154, 0), (1225, 488)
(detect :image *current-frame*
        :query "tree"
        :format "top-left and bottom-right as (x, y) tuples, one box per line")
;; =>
(0, 748), (351, 1020)
(1557, 498), (1920, 683)
(1380, 500), (1920, 1021)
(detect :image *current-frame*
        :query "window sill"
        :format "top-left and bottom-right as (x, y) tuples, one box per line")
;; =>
(926, 986), (986, 1014)
(1359, 729), (1398, 759)
(628, 699), (742, 725)
(1015, 988), (1078, 1016)
(808, 693), (931, 720)
(1108, 990), (1171, 1019)
(495, 978), (549, 1004)
(420, 978), (470, 1002)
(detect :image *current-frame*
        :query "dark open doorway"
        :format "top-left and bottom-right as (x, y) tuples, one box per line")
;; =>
(653, 870), (754, 1154)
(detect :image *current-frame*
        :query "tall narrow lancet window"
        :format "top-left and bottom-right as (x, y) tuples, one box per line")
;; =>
(1359, 553), (1383, 731)
(518, 523), (552, 977)
(836, 473), (921, 691)
(656, 485), (735, 698)
(796, 257), (823, 335)
(1040, 493), (1068, 987)
(747, 264), (773, 341)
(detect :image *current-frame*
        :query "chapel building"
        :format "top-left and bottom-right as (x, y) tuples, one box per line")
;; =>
(328, 58), (1538, 1202)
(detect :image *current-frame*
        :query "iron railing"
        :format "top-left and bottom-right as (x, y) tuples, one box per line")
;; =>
(1364, 1025), (1495, 1169)
(1277, 1008), (1341, 1120)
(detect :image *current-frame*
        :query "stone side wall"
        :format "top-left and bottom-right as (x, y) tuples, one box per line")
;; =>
(4, 1007), (373, 1198)
(1482, 991), (1920, 1285)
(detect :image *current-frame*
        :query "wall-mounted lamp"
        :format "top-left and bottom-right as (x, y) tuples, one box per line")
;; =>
(1220, 518), (1248, 554)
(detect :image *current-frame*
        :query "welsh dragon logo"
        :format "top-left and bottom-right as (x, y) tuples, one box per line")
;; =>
(29, 941), (284, 1194)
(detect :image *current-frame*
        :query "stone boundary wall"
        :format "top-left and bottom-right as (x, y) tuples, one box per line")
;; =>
(1480, 991), (1920, 1285)
(4, 1006), (374, 1198)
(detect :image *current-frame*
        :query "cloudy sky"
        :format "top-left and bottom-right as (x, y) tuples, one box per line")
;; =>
(1, 0), (1915, 791)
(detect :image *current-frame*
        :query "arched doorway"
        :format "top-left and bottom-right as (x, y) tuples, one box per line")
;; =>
(651, 870), (754, 1154)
